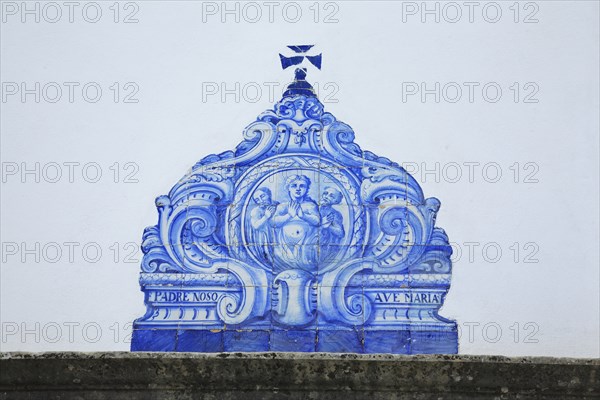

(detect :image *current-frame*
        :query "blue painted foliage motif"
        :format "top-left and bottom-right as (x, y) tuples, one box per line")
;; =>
(132, 60), (457, 354)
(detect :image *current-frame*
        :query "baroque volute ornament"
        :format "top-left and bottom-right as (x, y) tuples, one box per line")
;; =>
(132, 47), (457, 353)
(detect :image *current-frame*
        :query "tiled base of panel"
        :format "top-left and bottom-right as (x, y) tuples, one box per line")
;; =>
(131, 328), (458, 354)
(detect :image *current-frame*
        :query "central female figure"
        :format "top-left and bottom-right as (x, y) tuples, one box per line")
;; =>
(271, 174), (320, 272)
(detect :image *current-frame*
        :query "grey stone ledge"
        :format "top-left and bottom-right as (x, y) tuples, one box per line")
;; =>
(1, 352), (599, 399)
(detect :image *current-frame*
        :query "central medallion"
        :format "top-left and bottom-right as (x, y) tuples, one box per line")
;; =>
(231, 155), (365, 276)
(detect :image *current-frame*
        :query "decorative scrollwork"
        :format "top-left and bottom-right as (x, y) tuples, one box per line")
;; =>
(140, 226), (179, 273)
(409, 228), (452, 274)
(215, 261), (269, 325)
(380, 206), (409, 236)
(367, 198), (440, 272)
(319, 259), (377, 325)
(274, 96), (325, 120)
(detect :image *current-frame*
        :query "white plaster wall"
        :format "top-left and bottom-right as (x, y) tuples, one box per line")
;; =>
(1, 1), (598, 357)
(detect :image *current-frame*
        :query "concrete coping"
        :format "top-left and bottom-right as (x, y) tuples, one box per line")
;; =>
(2, 352), (599, 399)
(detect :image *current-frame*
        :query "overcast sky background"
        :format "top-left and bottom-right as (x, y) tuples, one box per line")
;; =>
(1, 1), (599, 357)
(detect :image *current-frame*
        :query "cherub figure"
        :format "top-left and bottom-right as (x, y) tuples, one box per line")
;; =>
(319, 186), (345, 262)
(249, 187), (278, 263)
(271, 175), (320, 271)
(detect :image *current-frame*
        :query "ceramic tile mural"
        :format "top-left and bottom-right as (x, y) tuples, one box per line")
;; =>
(131, 47), (457, 353)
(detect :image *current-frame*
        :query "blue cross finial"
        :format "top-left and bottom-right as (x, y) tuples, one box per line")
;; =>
(279, 45), (322, 71)
(280, 45), (321, 98)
